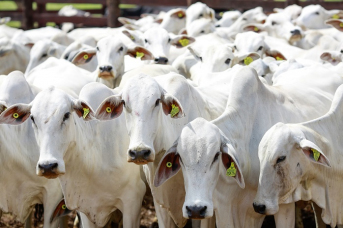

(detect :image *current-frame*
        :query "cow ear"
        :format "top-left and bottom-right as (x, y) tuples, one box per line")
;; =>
(0, 103), (31, 125)
(122, 30), (138, 43)
(73, 100), (95, 121)
(118, 17), (137, 25)
(299, 139), (331, 167)
(188, 46), (202, 62)
(161, 93), (184, 119)
(243, 24), (264, 33)
(179, 28), (188, 35)
(171, 9), (186, 19)
(95, 95), (124, 121)
(220, 133), (245, 189)
(126, 46), (154, 61)
(265, 50), (287, 61)
(50, 199), (73, 223)
(326, 19), (343, 32)
(170, 35), (195, 48)
(154, 141), (181, 187)
(327, 10), (343, 20)
(71, 49), (96, 66)
(0, 102), (7, 115)
(238, 52), (260, 66)
(320, 52), (341, 65)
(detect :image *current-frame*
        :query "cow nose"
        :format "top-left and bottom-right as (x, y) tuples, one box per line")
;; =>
(155, 57), (169, 65)
(186, 206), (207, 219)
(253, 202), (266, 214)
(38, 163), (58, 174)
(99, 65), (113, 72)
(129, 150), (151, 161)
(290, 29), (301, 35)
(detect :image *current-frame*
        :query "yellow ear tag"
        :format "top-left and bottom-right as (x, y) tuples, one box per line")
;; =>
(226, 162), (236, 177)
(136, 52), (144, 59)
(276, 56), (283, 61)
(340, 22), (343, 28)
(219, 12), (224, 17)
(83, 108), (89, 119)
(333, 14), (340, 19)
(244, 56), (253, 65)
(178, 13), (183, 18)
(61, 204), (67, 210)
(179, 39), (189, 47)
(83, 54), (89, 60)
(311, 148), (320, 161)
(254, 27), (259, 32)
(166, 162), (172, 168)
(130, 36), (135, 40)
(13, 113), (19, 119)
(170, 104), (179, 117)
(106, 107), (112, 113)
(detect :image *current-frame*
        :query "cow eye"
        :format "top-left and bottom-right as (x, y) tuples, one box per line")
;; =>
(199, 13), (203, 18)
(144, 39), (148, 43)
(41, 53), (48, 58)
(31, 115), (35, 124)
(200, 30), (205, 34)
(213, 152), (220, 163)
(199, 56), (203, 61)
(242, 18), (247, 21)
(314, 12), (320, 15)
(96, 47), (100, 52)
(257, 46), (263, 51)
(63, 112), (70, 122)
(155, 99), (160, 107)
(168, 38), (171, 43)
(276, 156), (286, 164)
(341, 50), (343, 54)
(234, 45), (238, 51)
(118, 46), (123, 52)
(225, 58), (231, 64)
(272, 21), (277, 26)
(64, 54), (69, 60)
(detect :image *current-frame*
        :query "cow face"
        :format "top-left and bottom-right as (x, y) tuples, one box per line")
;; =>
(160, 8), (186, 34)
(0, 87), (94, 179)
(154, 118), (244, 219)
(253, 123), (330, 215)
(95, 74), (184, 164)
(186, 2), (215, 26)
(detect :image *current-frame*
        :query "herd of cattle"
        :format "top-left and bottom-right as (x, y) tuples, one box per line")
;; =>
(2, 1), (343, 228)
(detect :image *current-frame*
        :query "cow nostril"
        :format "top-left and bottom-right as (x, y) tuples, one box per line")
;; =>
(154, 58), (159, 62)
(129, 150), (136, 159)
(143, 150), (151, 158)
(38, 163), (58, 172)
(99, 66), (104, 71)
(186, 206), (192, 217)
(164, 59), (168, 64)
(199, 206), (207, 217)
(107, 66), (112, 71)
(253, 202), (266, 214)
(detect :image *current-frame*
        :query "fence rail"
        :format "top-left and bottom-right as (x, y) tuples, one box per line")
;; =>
(0, 0), (343, 30)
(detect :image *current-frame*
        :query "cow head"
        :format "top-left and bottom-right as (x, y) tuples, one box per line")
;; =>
(0, 87), (95, 179)
(154, 118), (244, 219)
(253, 123), (330, 215)
(95, 74), (184, 164)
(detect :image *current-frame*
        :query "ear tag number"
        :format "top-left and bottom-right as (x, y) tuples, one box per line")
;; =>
(226, 162), (236, 177)
(170, 104), (179, 117)
(83, 108), (89, 119)
(311, 148), (320, 161)
(136, 52), (144, 59)
(83, 54), (89, 60)
(13, 113), (19, 119)
(166, 162), (172, 168)
(106, 107), (112, 113)
(244, 56), (253, 65)
(179, 39), (189, 47)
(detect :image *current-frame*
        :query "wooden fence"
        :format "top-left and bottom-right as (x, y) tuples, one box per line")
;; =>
(0, 0), (342, 30)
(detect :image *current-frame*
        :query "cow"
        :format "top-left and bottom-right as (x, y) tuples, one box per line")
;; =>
(154, 66), (343, 227)
(253, 84), (343, 228)
(215, 11), (242, 28)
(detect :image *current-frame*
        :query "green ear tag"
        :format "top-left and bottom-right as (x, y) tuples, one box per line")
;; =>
(170, 104), (179, 117)
(136, 52), (144, 59)
(219, 12), (224, 17)
(106, 107), (112, 113)
(244, 56), (253, 65)
(179, 39), (189, 47)
(83, 54), (89, 60)
(333, 14), (340, 19)
(61, 204), (66, 210)
(254, 27), (259, 32)
(340, 22), (343, 28)
(83, 108), (89, 119)
(13, 113), (19, 119)
(226, 162), (236, 177)
(178, 13), (183, 18)
(276, 56), (283, 61)
(166, 162), (172, 168)
(311, 148), (320, 161)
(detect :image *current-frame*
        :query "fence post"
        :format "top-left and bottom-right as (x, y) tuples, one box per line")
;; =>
(107, 0), (120, 27)
(22, 0), (33, 30)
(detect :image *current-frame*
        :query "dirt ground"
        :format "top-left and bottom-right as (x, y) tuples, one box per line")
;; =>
(0, 197), (319, 228)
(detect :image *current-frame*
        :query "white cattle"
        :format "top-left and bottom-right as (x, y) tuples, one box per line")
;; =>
(295, 5), (343, 30)
(274, 4), (302, 20)
(142, 27), (195, 64)
(186, 2), (215, 26)
(160, 8), (186, 34)
(254, 84), (343, 227)
(50, 31), (75, 46)
(0, 83), (145, 227)
(0, 37), (30, 75)
(58, 5), (90, 33)
(154, 66), (343, 227)
(95, 72), (233, 227)
(25, 39), (66, 75)
(0, 24), (22, 39)
(215, 11), (242, 28)
(185, 18), (216, 37)
(0, 71), (66, 228)
(12, 27), (62, 43)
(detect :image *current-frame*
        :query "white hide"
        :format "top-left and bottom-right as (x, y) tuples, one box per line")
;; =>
(215, 11), (242, 28)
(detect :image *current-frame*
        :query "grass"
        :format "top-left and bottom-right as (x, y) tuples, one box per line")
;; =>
(0, 0), (136, 28)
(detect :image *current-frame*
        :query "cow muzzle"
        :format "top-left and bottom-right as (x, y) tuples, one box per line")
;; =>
(185, 205), (207, 219)
(98, 65), (115, 79)
(154, 57), (169, 65)
(289, 29), (303, 43)
(37, 163), (60, 179)
(128, 149), (154, 164)
(253, 202), (266, 214)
